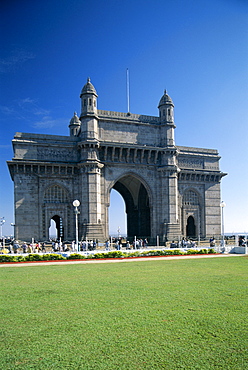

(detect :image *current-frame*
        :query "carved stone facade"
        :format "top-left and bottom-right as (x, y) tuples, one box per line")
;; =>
(7, 79), (226, 243)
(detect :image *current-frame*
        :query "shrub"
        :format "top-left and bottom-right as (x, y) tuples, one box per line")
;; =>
(24, 253), (66, 261)
(186, 249), (198, 255)
(127, 251), (142, 257)
(15, 256), (25, 262)
(0, 255), (16, 263)
(172, 249), (184, 255)
(90, 253), (105, 259)
(105, 251), (125, 258)
(198, 249), (208, 254)
(24, 254), (43, 261)
(147, 250), (162, 256)
(163, 250), (176, 256)
(45, 254), (66, 260)
(42, 254), (54, 260)
(208, 248), (216, 254)
(67, 253), (85, 260)
(140, 251), (150, 256)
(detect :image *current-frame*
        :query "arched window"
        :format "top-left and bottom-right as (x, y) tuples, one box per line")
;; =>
(183, 190), (199, 206)
(43, 185), (69, 204)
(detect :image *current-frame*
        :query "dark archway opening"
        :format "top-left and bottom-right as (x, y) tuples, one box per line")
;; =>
(50, 215), (64, 241)
(186, 216), (196, 238)
(112, 176), (151, 240)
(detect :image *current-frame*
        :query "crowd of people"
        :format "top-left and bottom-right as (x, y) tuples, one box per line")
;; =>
(170, 238), (197, 248)
(1, 235), (247, 254)
(104, 238), (148, 250)
(0, 238), (150, 254)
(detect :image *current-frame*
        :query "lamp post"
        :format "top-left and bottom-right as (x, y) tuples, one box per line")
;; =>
(220, 201), (226, 249)
(73, 200), (80, 252)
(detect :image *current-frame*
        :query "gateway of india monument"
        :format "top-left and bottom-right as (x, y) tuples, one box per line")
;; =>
(7, 78), (226, 243)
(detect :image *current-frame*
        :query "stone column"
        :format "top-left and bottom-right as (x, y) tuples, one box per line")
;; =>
(158, 162), (181, 241)
(79, 162), (105, 241)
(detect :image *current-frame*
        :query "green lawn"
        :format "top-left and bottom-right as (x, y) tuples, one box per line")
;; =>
(0, 257), (247, 369)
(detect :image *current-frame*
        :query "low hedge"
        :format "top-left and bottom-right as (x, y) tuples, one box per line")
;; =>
(67, 253), (86, 260)
(0, 248), (216, 263)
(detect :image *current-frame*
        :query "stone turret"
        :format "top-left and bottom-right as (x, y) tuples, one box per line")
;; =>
(69, 112), (81, 136)
(158, 90), (175, 146)
(79, 78), (99, 142)
(80, 78), (98, 118)
(158, 90), (174, 124)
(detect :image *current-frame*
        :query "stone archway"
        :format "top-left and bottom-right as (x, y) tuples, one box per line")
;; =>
(111, 175), (151, 240)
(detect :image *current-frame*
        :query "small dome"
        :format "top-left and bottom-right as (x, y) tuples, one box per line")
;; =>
(158, 89), (174, 108)
(80, 77), (97, 96)
(70, 112), (81, 125)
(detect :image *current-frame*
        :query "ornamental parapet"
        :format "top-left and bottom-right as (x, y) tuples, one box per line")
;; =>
(7, 161), (79, 180)
(178, 170), (227, 183)
(98, 110), (160, 125)
(99, 144), (166, 165)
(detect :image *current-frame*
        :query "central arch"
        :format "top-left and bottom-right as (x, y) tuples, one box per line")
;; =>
(111, 174), (151, 240)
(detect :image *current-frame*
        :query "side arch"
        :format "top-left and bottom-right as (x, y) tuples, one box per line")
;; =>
(181, 188), (204, 238)
(42, 183), (72, 241)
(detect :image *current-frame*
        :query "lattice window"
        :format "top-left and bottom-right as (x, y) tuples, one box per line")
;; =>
(44, 185), (69, 204)
(183, 190), (199, 205)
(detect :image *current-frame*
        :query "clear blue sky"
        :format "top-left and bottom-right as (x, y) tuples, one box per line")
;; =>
(0, 0), (247, 237)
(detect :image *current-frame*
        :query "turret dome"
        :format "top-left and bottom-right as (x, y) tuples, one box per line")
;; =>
(158, 89), (174, 108)
(80, 78), (98, 97)
(69, 112), (81, 137)
(158, 89), (175, 127)
(70, 112), (81, 125)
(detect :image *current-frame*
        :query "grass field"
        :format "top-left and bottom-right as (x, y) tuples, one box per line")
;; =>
(0, 256), (247, 369)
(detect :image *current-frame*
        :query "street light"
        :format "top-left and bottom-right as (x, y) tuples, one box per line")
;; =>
(73, 200), (80, 252)
(220, 201), (226, 249)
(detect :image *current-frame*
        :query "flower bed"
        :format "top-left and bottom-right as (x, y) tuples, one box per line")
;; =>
(0, 248), (216, 263)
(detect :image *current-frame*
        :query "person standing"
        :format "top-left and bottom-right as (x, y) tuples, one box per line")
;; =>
(22, 242), (27, 253)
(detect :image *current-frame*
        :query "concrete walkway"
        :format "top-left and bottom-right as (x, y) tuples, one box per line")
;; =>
(0, 253), (245, 268)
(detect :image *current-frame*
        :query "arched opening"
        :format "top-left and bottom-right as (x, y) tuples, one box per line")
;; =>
(43, 185), (69, 241)
(109, 189), (127, 237)
(186, 216), (196, 238)
(110, 175), (151, 240)
(183, 189), (202, 238)
(49, 215), (64, 241)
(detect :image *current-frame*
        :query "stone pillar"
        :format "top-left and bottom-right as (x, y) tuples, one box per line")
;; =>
(13, 172), (39, 242)
(79, 162), (105, 241)
(158, 163), (181, 241)
(205, 182), (221, 238)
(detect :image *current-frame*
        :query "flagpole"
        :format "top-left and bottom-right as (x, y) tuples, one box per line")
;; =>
(127, 68), (130, 113)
